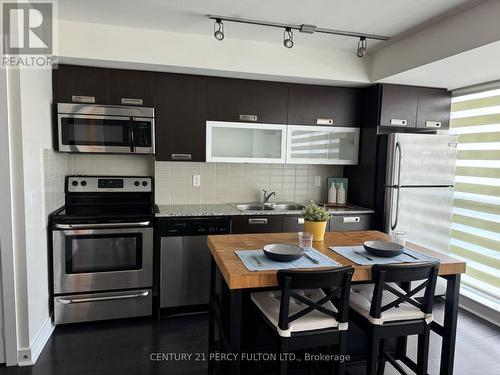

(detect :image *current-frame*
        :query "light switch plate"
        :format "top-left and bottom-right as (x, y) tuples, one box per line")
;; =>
(314, 176), (321, 187)
(192, 175), (201, 187)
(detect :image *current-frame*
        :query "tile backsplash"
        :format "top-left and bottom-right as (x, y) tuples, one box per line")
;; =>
(155, 162), (342, 205)
(43, 150), (154, 214)
(43, 149), (70, 216)
(70, 154), (154, 176)
(42, 149), (343, 209)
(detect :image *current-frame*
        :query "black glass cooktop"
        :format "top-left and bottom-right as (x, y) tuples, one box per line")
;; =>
(51, 204), (157, 223)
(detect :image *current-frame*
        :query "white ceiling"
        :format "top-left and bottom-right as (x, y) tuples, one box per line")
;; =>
(58, 0), (485, 52)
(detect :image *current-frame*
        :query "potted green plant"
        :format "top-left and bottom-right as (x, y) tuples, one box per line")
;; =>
(302, 201), (331, 242)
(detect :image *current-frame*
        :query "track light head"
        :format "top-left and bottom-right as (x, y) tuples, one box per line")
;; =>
(214, 18), (224, 41)
(357, 37), (367, 58)
(283, 27), (294, 48)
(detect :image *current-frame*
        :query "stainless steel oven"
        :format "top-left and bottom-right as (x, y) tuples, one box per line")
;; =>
(52, 222), (153, 294)
(51, 175), (156, 325)
(56, 103), (155, 154)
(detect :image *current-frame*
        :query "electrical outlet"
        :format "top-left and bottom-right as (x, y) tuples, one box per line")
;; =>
(314, 176), (321, 187)
(192, 175), (201, 187)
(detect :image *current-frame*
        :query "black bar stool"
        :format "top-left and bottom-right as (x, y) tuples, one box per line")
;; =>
(349, 261), (440, 375)
(251, 266), (354, 375)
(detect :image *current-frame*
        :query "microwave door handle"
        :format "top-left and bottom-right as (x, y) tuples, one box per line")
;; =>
(129, 119), (135, 153)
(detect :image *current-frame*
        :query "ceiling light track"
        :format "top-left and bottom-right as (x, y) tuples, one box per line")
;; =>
(207, 14), (390, 41)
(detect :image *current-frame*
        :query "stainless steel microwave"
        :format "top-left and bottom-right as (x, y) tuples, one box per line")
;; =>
(56, 103), (155, 154)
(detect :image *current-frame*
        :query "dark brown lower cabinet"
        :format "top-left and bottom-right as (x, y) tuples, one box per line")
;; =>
(231, 216), (283, 234)
(282, 216), (305, 232)
(329, 214), (374, 232)
(231, 214), (374, 234)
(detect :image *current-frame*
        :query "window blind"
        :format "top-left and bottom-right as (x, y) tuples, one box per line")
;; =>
(450, 88), (500, 304)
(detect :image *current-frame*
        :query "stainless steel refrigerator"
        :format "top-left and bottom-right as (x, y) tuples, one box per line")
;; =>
(384, 133), (458, 254)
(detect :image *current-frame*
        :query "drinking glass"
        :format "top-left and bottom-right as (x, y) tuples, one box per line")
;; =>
(298, 232), (314, 250)
(391, 230), (407, 246)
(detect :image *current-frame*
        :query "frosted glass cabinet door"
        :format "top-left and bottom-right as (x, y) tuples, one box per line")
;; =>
(206, 121), (287, 163)
(286, 125), (360, 165)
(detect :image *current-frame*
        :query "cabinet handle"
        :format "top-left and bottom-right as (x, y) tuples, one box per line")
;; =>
(316, 118), (333, 125)
(425, 121), (441, 128)
(342, 216), (360, 224)
(171, 153), (192, 161)
(390, 119), (407, 126)
(297, 218), (305, 224)
(72, 95), (95, 104)
(121, 98), (144, 106)
(248, 218), (268, 225)
(239, 114), (258, 122)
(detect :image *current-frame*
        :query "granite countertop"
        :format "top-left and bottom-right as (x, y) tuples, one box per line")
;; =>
(156, 203), (374, 218)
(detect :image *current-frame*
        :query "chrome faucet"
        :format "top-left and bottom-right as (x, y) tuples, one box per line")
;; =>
(262, 190), (276, 204)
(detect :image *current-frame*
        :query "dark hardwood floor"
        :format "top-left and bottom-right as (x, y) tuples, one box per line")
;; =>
(0, 300), (498, 375)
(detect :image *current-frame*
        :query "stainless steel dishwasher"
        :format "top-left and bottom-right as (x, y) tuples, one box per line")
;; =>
(159, 217), (231, 310)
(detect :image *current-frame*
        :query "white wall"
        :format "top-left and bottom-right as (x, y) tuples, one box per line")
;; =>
(4, 67), (55, 366)
(0, 46), (17, 366)
(18, 69), (53, 349)
(57, 20), (370, 86)
(5, 68), (30, 362)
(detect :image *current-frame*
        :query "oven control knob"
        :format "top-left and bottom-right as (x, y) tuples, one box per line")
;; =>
(134, 181), (140, 186)
(72, 181), (78, 187)
(142, 181), (148, 186)
(81, 180), (87, 187)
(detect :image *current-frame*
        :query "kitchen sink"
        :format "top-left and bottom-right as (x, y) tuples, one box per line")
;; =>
(235, 204), (275, 211)
(234, 202), (304, 212)
(272, 203), (305, 210)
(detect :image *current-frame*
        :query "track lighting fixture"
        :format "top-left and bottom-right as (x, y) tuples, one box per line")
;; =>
(283, 27), (294, 48)
(207, 15), (389, 55)
(214, 18), (224, 41)
(357, 37), (367, 58)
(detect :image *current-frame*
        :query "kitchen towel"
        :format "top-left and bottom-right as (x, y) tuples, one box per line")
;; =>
(330, 246), (438, 266)
(235, 248), (341, 272)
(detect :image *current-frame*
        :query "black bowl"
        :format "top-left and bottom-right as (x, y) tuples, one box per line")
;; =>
(263, 244), (304, 262)
(363, 241), (404, 257)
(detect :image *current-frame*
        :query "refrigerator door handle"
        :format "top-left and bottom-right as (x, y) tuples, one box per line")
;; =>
(391, 187), (400, 231)
(395, 141), (402, 187)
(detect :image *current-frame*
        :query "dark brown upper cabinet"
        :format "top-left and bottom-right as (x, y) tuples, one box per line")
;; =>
(206, 77), (288, 124)
(288, 84), (362, 126)
(108, 69), (155, 107)
(155, 73), (207, 162)
(53, 65), (108, 104)
(369, 84), (450, 131)
(379, 84), (419, 128)
(416, 87), (451, 130)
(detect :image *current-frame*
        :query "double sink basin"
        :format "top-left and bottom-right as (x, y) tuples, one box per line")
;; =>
(234, 203), (305, 212)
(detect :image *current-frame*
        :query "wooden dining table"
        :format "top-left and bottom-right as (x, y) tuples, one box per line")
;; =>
(207, 230), (466, 375)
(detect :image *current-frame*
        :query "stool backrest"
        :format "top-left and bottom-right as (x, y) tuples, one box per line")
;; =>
(369, 261), (440, 319)
(276, 266), (354, 331)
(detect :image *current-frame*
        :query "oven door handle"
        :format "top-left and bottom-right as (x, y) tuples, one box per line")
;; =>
(56, 291), (150, 304)
(54, 221), (151, 230)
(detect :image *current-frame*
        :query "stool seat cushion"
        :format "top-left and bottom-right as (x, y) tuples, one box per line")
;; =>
(349, 283), (432, 325)
(251, 289), (346, 337)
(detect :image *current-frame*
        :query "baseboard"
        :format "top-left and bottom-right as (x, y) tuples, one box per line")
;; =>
(17, 316), (54, 366)
(459, 293), (500, 327)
